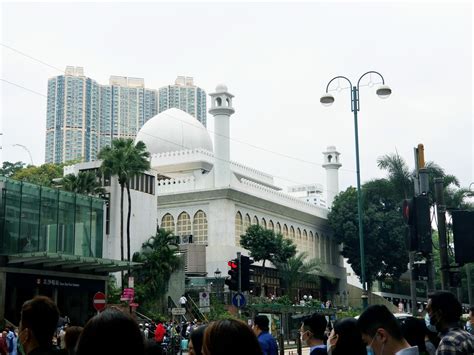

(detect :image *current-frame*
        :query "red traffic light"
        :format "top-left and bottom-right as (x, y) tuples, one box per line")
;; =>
(228, 260), (238, 269)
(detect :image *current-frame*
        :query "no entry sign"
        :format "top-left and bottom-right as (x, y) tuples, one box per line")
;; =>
(93, 292), (106, 312)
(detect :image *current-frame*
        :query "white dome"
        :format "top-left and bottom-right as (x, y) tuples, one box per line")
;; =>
(136, 108), (213, 155)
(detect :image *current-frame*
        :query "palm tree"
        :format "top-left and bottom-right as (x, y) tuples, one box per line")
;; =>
(61, 171), (105, 196)
(377, 153), (468, 208)
(274, 252), (321, 301)
(132, 228), (182, 304)
(98, 139), (151, 281)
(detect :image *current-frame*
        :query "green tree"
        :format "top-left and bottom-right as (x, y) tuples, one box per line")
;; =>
(59, 171), (105, 196)
(0, 161), (25, 177)
(11, 163), (64, 186)
(274, 252), (320, 300)
(98, 138), (151, 274)
(132, 228), (182, 309)
(240, 224), (296, 296)
(329, 181), (409, 289)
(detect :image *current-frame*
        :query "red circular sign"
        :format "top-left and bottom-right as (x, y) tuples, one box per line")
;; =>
(93, 292), (106, 311)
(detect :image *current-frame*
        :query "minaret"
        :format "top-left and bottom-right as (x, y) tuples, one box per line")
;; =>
(209, 84), (235, 187)
(322, 146), (342, 208)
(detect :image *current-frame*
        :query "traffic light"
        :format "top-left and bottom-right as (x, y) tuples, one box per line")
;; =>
(240, 255), (255, 292)
(225, 258), (239, 291)
(415, 195), (432, 255)
(451, 210), (474, 264)
(402, 195), (432, 255)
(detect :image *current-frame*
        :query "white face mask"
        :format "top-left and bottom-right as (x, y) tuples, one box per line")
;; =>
(300, 330), (309, 346)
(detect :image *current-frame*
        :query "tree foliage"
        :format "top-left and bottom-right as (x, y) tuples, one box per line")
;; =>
(59, 171), (105, 196)
(11, 163), (64, 186)
(132, 228), (182, 308)
(331, 152), (471, 289)
(240, 224), (296, 295)
(328, 183), (408, 288)
(273, 252), (321, 300)
(0, 161), (25, 177)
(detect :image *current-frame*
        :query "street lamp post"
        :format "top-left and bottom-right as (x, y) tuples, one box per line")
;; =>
(321, 71), (392, 309)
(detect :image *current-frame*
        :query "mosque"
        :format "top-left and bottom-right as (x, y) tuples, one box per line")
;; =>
(66, 84), (348, 302)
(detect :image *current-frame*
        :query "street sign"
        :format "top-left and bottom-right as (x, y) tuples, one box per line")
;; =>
(232, 292), (246, 308)
(120, 288), (135, 302)
(199, 307), (211, 313)
(93, 292), (106, 312)
(172, 307), (186, 315)
(199, 292), (210, 307)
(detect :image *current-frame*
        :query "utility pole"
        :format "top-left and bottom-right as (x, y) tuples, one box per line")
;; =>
(434, 178), (450, 290)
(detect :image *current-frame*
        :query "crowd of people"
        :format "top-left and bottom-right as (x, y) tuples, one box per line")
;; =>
(1, 290), (473, 355)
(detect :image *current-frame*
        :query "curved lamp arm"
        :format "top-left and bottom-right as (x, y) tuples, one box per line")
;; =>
(325, 76), (353, 105)
(356, 71), (386, 90)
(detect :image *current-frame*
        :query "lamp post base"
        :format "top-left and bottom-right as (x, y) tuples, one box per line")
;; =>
(361, 290), (369, 310)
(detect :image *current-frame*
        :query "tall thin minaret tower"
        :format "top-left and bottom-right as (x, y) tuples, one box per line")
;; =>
(209, 84), (235, 187)
(322, 146), (342, 208)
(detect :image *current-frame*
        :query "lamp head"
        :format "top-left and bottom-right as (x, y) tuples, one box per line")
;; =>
(320, 93), (335, 106)
(376, 85), (392, 99)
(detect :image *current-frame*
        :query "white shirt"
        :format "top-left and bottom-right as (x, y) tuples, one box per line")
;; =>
(395, 346), (419, 355)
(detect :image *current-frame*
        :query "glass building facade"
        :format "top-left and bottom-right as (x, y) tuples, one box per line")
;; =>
(0, 176), (104, 258)
(45, 67), (158, 164)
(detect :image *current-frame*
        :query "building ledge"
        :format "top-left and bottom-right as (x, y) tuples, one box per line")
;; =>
(4, 252), (141, 273)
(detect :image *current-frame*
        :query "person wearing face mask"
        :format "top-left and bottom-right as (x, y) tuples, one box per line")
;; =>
(426, 291), (474, 355)
(326, 318), (366, 355)
(357, 305), (419, 355)
(18, 296), (61, 355)
(299, 313), (328, 355)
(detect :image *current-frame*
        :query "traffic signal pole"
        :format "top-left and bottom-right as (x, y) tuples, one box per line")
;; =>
(434, 178), (450, 290)
(237, 252), (242, 293)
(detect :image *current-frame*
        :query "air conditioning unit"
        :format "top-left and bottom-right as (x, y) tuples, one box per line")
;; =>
(181, 234), (193, 244)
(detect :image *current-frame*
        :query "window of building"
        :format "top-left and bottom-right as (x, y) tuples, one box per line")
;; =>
(276, 222), (281, 235)
(283, 224), (288, 237)
(193, 210), (208, 245)
(289, 226), (295, 242)
(177, 212), (191, 237)
(235, 212), (243, 246)
(161, 213), (175, 233)
(268, 220), (274, 231)
(296, 228), (302, 251)
(303, 229), (308, 253)
(252, 215), (259, 226)
(261, 218), (267, 229)
(244, 214), (251, 234)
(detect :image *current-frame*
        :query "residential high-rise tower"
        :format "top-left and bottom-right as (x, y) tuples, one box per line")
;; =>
(45, 67), (158, 163)
(159, 76), (207, 126)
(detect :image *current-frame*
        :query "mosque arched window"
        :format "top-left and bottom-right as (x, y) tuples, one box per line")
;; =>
(261, 218), (267, 229)
(289, 226), (295, 242)
(303, 229), (308, 253)
(268, 220), (274, 232)
(177, 212), (191, 238)
(276, 222), (281, 235)
(161, 213), (175, 233)
(283, 224), (288, 237)
(296, 228), (302, 251)
(252, 215), (259, 226)
(315, 233), (321, 261)
(309, 231), (315, 258)
(193, 210), (208, 245)
(235, 212), (243, 246)
(244, 213), (251, 233)
(216, 97), (222, 107)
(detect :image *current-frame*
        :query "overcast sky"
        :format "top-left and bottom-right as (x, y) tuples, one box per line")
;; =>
(1, 1), (472, 195)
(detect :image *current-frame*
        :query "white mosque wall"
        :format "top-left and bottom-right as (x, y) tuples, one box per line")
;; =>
(157, 193), (345, 283)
